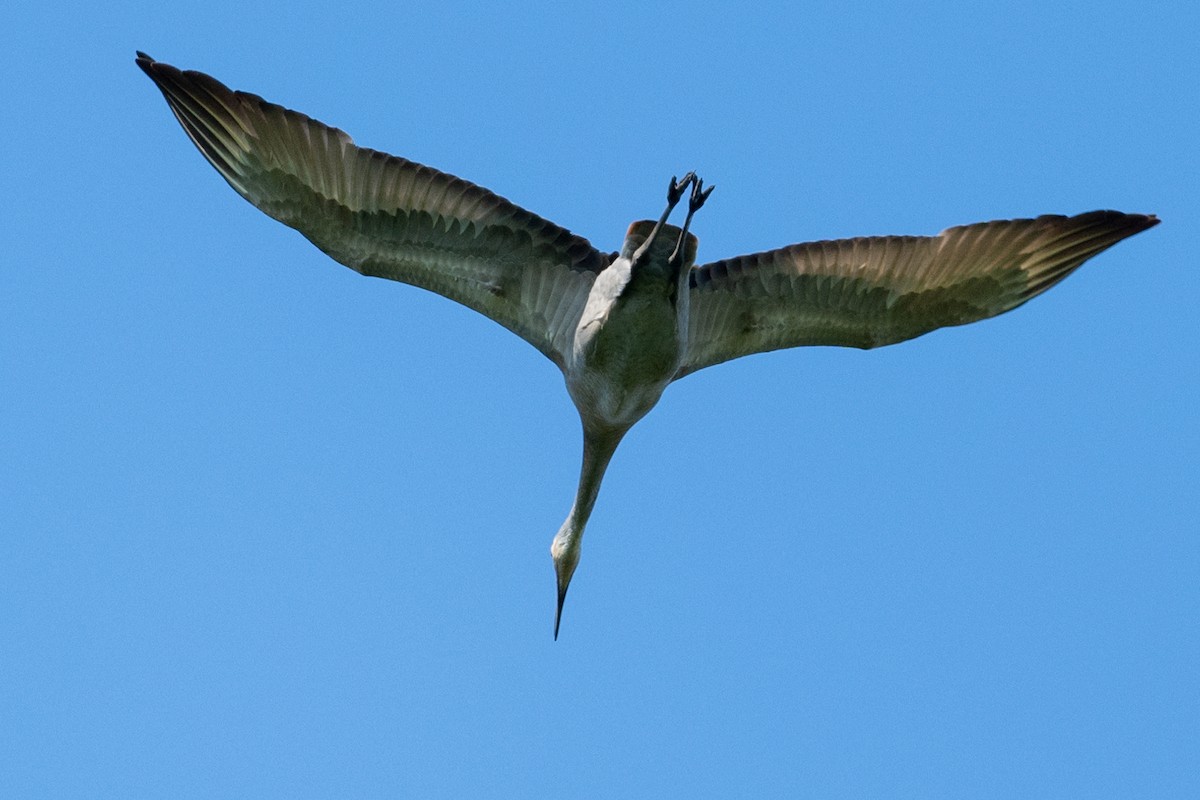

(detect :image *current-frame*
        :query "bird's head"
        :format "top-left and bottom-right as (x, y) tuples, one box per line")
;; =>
(551, 528), (582, 640)
(620, 220), (699, 274)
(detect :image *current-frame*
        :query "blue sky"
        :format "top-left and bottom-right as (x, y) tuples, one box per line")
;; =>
(2, 1), (1196, 797)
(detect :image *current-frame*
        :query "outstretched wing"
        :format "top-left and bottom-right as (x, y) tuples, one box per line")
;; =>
(137, 53), (609, 369)
(677, 211), (1157, 378)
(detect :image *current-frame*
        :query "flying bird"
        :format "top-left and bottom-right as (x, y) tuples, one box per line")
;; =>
(136, 52), (1158, 638)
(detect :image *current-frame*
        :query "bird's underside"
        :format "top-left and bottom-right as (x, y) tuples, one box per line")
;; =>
(137, 52), (1158, 637)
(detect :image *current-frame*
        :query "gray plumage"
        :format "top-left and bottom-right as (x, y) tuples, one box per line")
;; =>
(136, 53), (1158, 637)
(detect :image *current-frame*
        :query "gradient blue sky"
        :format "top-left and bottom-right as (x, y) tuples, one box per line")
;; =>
(3, 1), (1196, 797)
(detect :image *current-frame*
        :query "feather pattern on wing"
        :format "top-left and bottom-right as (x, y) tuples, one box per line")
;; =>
(136, 53), (608, 369)
(678, 211), (1158, 377)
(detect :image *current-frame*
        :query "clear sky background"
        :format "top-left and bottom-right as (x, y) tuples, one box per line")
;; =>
(2, 1), (1196, 797)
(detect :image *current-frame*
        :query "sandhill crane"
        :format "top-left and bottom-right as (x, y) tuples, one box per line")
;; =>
(136, 53), (1158, 638)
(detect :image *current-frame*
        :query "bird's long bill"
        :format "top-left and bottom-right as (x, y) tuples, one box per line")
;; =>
(554, 579), (570, 640)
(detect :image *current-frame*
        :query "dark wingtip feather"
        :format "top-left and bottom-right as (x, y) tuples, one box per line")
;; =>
(1130, 212), (1160, 231)
(135, 51), (155, 75)
(1125, 213), (1160, 240)
(135, 53), (191, 92)
(1087, 210), (1161, 251)
(1081, 210), (1159, 235)
(135, 52), (180, 92)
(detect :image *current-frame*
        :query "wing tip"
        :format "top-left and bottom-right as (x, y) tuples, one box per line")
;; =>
(1071, 209), (1161, 250)
(1123, 211), (1160, 234)
(134, 50), (157, 77)
(1074, 208), (1159, 230)
(134, 51), (200, 100)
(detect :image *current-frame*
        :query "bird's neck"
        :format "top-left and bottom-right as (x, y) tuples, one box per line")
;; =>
(554, 427), (625, 554)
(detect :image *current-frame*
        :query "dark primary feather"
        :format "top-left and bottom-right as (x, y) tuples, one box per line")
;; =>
(677, 211), (1158, 377)
(135, 52), (608, 370)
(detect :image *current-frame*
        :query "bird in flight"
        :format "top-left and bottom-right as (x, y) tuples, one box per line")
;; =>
(137, 52), (1157, 638)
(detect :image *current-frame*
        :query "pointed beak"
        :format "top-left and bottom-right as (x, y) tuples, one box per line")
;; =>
(554, 577), (570, 640)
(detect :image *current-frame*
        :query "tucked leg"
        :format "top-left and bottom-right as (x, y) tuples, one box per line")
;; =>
(668, 176), (715, 268)
(632, 172), (696, 264)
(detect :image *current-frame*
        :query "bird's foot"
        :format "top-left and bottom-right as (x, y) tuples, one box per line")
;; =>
(668, 172), (697, 207)
(688, 176), (715, 214)
(633, 172), (700, 267)
(667, 175), (715, 268)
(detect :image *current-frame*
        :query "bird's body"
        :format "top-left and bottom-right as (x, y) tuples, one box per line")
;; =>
(136, 53), (1158, 636)
(569, 222), (693, 430)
